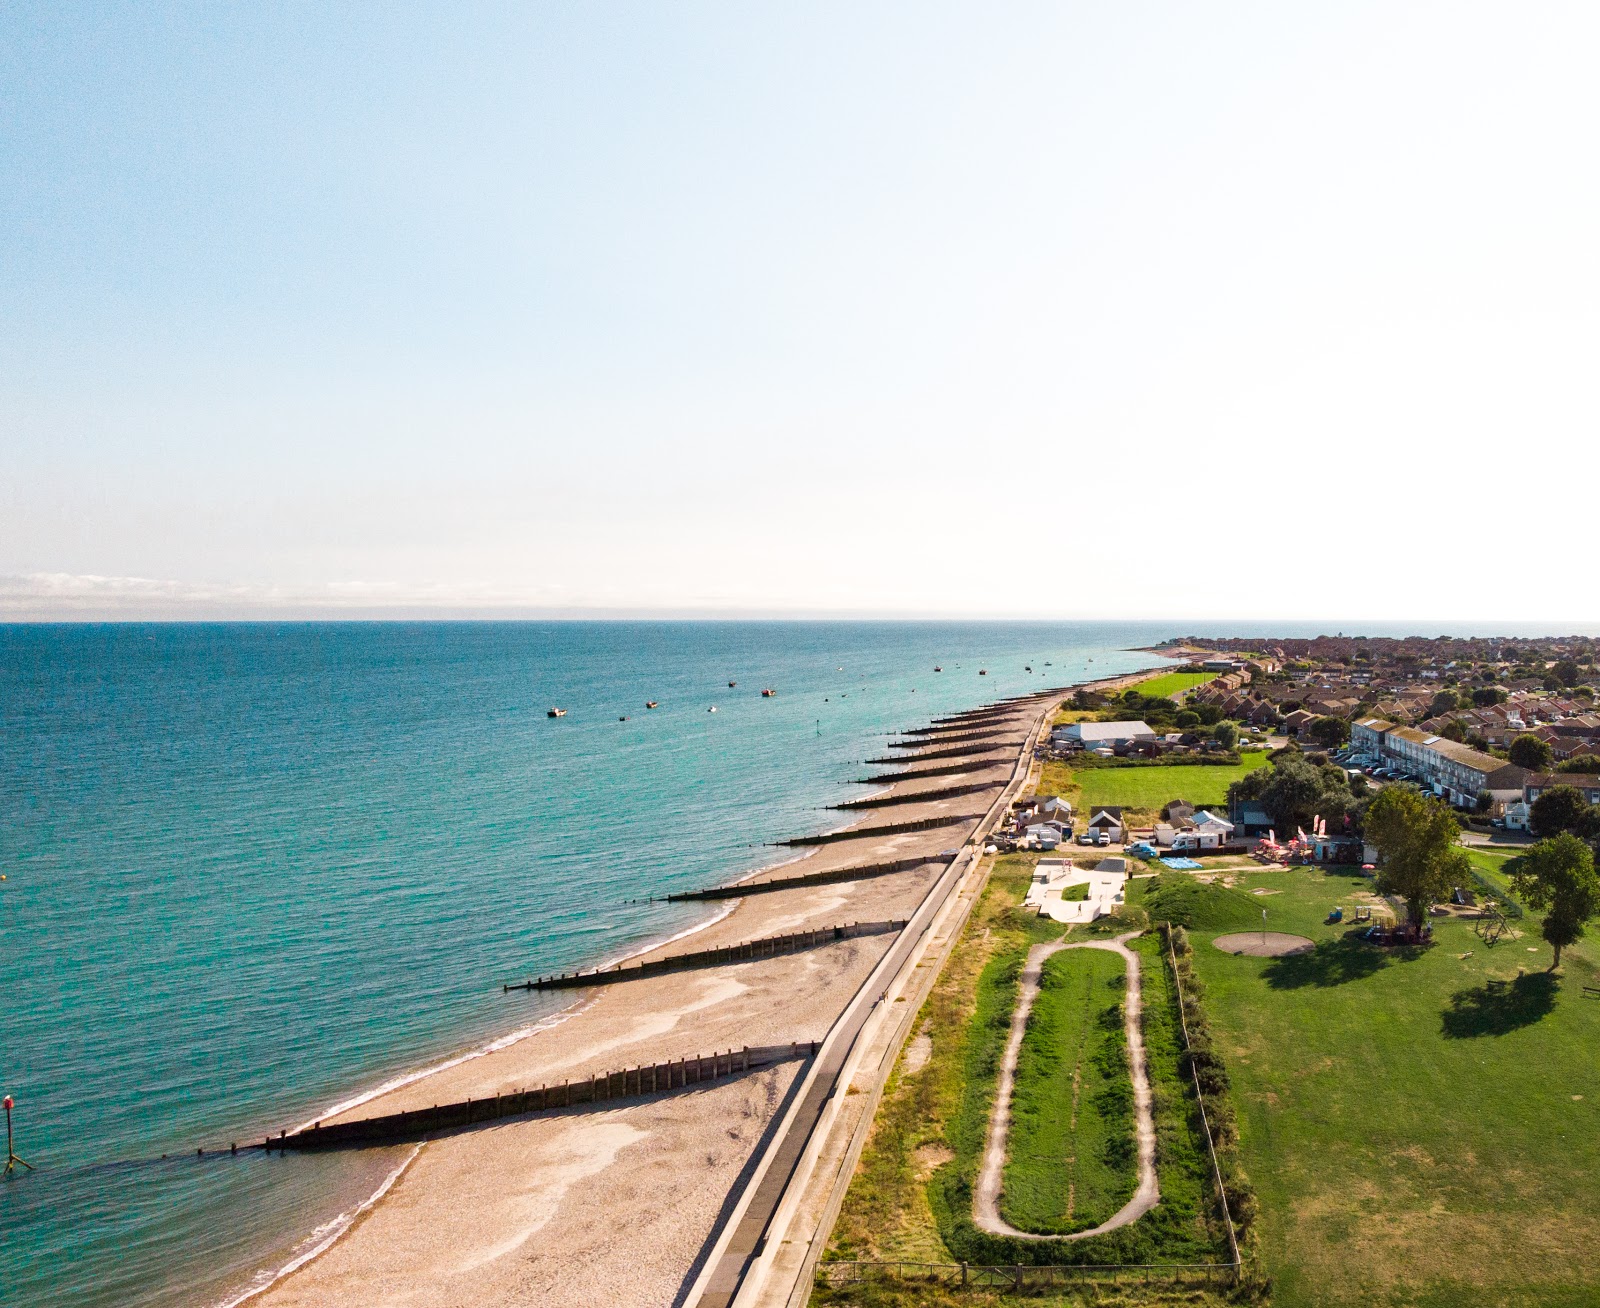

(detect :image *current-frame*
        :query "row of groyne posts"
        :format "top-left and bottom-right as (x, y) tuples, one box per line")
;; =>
(260, 1042), (821, 1153)
(227, 698), (1052, 1157)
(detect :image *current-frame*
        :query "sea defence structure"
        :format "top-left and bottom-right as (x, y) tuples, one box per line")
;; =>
(779, 813), (977, 846)
(664, 854), (957, 902)
(505, 919), (908, 992)
(864, 741), (1013, 764)
(827, 781), (997, 811)
(270, 1043), (819, 1150)
(854, 758), (1008, 784)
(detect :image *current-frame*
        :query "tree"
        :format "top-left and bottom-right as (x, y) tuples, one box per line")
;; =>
(1511, 834), (1600, 970)
(1363, 786), (1471, 929)
(1441, 719), (1468, 743)
(1309, 715), (1350, 749)
(1508, 734), (1554, 770)
(1472, 686), (1506, 707)
(1554, 659), (1581, 688)
(1211, 720), (1238, 750)
(1429, 689), (1463, 717)
(1557, 754), (1600, 774)
(1175, 710), (1200, 729)
(1228, 752), (1354, 835)
(1530, 785), (1592, 839)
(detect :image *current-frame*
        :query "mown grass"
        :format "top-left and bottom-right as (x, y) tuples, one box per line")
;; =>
(1039, 756), (1270, 818)
(1136, 671), (1216, 699)
(1174, 863), (1600, 1308)
(1002, 947), (1134, 1232)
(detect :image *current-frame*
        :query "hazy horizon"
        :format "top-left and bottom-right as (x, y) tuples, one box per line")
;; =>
(6, 3), (1599, 621)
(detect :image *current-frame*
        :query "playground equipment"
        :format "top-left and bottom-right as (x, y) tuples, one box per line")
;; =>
(1475, 900), (1513, 947)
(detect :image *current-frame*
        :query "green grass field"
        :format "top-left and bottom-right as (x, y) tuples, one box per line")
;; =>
(1134, 671), (1214, 699)
(1040, 754), (1269, 815)
(1152, 863), (1600, 1308)
(1001, 947), (1133, 1232)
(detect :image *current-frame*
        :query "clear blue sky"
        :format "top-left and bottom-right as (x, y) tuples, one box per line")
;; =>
(4, 3), (1597, 620)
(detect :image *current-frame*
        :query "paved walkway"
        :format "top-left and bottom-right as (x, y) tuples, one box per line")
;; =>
(973, 931), (1159, 1241)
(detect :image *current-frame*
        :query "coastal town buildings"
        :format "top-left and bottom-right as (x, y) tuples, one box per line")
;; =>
(1350, 718), (1528, 807)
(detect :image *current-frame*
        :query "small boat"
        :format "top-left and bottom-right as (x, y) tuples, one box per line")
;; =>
(1025, 665), (1032, 672)
(934, 666), (942, 672)
(646, 701), (659, 709)
(762, 688), (775, 697)
(547, 708), (567, 718)
(619, 715), (629, 721)
(708, 706), (717, 713)
(978, 669), (987, 676)
(728, 680), (737, 687)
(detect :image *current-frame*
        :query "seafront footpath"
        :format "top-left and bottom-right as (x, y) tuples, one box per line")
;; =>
(233, 670), (1160, 1308)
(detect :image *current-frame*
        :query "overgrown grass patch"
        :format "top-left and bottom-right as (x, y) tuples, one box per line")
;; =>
(1002, 948), (1133, 1233)
(821, 857), (1234, 1289)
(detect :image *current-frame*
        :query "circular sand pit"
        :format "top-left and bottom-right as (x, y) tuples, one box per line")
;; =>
(1213, 932), (1315, 958)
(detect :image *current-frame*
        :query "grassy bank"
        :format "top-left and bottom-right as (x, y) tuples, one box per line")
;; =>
(1167, 862), (1600, 1307)
(1002, 947), (1134, 1233)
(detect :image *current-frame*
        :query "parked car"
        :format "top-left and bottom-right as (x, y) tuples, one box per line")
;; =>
(1077, 832), (1097, 845)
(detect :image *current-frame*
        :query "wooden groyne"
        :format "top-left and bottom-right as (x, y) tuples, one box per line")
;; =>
(270, 1042), (819, 1150)
(828, 781), (997, 812)
(505, 919), (909, 992)
(665, 854), (955, 902)
(886, 730), (1007, 751)
(865, 741), (1014, 765)
(780, 813), (976, 846)
(854, 758), (1008, 784)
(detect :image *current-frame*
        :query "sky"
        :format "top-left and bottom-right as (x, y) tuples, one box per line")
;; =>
(3, 2), (1597, 622)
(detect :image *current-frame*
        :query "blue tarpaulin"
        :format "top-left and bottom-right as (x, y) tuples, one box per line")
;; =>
(1160, 856), (1204, 870)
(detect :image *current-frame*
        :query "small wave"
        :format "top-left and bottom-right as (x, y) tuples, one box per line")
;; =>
(209, 1143), (422, 1308)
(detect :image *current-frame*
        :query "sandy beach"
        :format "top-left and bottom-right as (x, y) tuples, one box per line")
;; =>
(242, 683), (1137, 1308)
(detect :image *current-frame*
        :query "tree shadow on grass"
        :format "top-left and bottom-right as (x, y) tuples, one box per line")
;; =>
(1441, 972), (1558, 1038)
(1261, 931), (1416, 989)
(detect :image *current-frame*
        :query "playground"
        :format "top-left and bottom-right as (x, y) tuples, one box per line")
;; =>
(1128, 862), (1600, 1308)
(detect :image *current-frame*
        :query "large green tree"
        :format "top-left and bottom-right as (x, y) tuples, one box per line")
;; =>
(1228, 751), (1352, 834)
(1309, 715), (1350, 748)
(1530, 785), (1593, 839)
(1363, 786), (1471, 929)
(1511, 834), (1600, 969)
(1508, 734), (1554, 770)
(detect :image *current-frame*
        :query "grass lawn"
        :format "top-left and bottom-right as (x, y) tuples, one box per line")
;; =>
(1039, 754), (1270, 817)
(1002, 947), (1133, 1232)
(1134, 671), (1214, 699)
(1164, 862), (1600, 1308)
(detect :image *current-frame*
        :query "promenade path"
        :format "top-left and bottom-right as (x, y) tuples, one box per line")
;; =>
(973, 931), (1159, 1241)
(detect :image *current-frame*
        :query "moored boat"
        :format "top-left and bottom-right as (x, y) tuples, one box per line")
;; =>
(645, 701), (659, 709)
(547, 707), (567, 718)
(761, 688), (775, 697)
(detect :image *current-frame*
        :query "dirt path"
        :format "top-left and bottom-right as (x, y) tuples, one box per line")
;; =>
(973, 931), (1159, 1241)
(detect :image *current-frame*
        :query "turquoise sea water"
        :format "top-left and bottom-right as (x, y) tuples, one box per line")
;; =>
(0, 621), (1170, 1306)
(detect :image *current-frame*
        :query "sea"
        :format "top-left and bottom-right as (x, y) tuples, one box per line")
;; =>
(0, 620), (1175, 1308)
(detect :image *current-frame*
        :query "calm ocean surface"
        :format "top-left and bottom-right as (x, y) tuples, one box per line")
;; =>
(0, 621), (1174, 1306)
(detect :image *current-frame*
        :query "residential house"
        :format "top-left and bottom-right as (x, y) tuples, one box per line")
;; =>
(1524, 774), (1600, 806)
(1085, 807), (1126, 841)
(1349, 718), (1528, 807)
